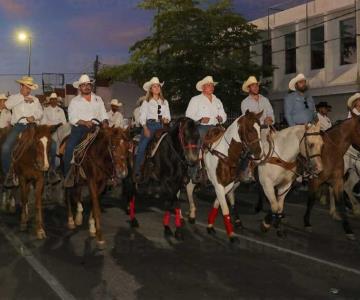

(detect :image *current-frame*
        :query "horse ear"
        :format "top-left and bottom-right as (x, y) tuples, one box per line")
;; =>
(255, 110), (263, 119)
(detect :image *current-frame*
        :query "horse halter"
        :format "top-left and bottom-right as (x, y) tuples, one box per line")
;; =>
(178, 121), (199, 151)
(239, 122), (262, 160)
(300, 130), (322, 160)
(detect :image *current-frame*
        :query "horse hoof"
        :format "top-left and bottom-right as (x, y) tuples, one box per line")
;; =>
(75, 214), (83, 226)
(96, 240), (106, 250)
(330, 212), (342, 221)
(346, 233), (356, 241)
(36, 230), (47, 240)
(9, 205), (16, 214)
(174, 229), (184, 241)
(207, 226), (216, 235)
(304, 226), (312, 233)
(67, 222), (76, 230)
(234, 219), (243, 229)
(130, 218), (139, 228)
(229, 235), (239, 243)
(260, 222), (270, 233)
(20, 224), (27, 232)
(164, 226), (173, 237)
(188, 217), (196, 225)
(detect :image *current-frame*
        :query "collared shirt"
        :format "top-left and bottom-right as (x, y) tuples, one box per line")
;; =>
(348, 108), (360, 118)
(241, 94), (275, 125)
(107, 110), (124, 128)
(68, 93), (108, 126)
(317, 112), (332, 131)
(41, 105), (67, 125)
(0, 109), (11, 128)
(284, 91), (316, 126)
(133, 107), (141, 127)
(139, 98), (171, 126)
(5, 93), (43, 125)
(185, 93), (227, 125)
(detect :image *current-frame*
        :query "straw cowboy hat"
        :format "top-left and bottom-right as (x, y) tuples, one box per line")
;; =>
(347, 93), (360, 109)
(289, 73), (306, 91)
(49, 92), (58, 99)
(110, 99), (122, 107)
(196, 76), (218, 92)
(73, 74), (95, 89)
(16, 76), (39, 90)
(0, 94), (7, 100)
(143, 77), (164, 92)
(242, 76), (260, 93)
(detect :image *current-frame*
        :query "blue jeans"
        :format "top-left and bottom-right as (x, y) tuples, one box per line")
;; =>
(134, 121), (162, 175)
(63, 125), (91, 175)
(1, 124), (27, 175)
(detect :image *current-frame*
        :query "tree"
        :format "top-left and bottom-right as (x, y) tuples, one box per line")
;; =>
(99, 0), (263, 114)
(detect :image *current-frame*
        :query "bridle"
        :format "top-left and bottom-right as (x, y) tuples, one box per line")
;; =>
(299, 130), (322, 160)
(238, 121), (262, 161)
(178, 121), (200, 151)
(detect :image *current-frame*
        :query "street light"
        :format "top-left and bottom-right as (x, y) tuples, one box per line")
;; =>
(17, 31), (32, 76)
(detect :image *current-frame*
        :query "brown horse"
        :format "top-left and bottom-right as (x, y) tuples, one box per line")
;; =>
(304, 115), (360, 240)
(1, 125), (58, 239)
(65, 126), (131, 249)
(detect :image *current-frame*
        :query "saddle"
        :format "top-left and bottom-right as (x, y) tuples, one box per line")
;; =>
(148, 128), (169, 158)
(203, 126), (225, 149)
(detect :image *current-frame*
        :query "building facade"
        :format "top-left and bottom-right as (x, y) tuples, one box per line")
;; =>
(251, 0), (360, 122)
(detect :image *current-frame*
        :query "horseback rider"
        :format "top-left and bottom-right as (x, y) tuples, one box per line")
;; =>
(185, 75), (227, 182)
(315, 102), (332, 131)
(347, 93), (360, 117)
(107, 99), (124, 128)
(134, 77), (171, 179)
(63, 74), (109, 182)
(0, 94), (11, 129)
(284, 73), (316, 126)
(41, 92), (67, 183)
(0, 76), (44, 187)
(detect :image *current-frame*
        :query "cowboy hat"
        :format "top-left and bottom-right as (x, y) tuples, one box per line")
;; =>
(73, 74), (95, 89)
(242, 76), (260, 93)
(16, 76), (39, 90)
(316, 101), (332, 110)
(49, 92), (58, 99)
(143, 77), (164, 92)
(196, 76), (218, 92)
(289, 73), (307, 91)
(110, 99), (122, 107)
(347, 93), (360, 109)
(0, 93), (7, 100)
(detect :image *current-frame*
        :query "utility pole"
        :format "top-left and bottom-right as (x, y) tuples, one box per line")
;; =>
(93, 54), (99, 93)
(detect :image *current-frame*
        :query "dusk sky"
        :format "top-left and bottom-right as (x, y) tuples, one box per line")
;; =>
(0, 0), (305, 92)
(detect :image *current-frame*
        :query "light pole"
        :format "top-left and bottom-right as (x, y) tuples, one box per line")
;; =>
(17, 31), (32, 76)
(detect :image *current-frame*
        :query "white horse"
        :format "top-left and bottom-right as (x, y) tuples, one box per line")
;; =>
(258, 122), (323, 235)
(186, 111), (263, 241)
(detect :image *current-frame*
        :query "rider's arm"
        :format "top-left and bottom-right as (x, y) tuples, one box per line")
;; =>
(33, 98), (43, 121)
(4, 94), (22, 110)
(185, 97), (200, 121)
(216, 98), (227, 124)
(284, 94), (295, 126)
(163, 100), (171, 122)
(139, 101), (148, 127)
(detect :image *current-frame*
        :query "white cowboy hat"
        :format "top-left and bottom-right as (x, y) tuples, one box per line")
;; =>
(143, 77), (164, 92)
(49, 92), (58, 99)
(347, 93), (360, 109)
(289, 73), (306, 91)
(196, 76), (218, 92)
(242, 76), (260, 93)
(73, 74), (95, 89)
(0, 93), (7, 100)
(15, 76), (39, 90)
(110, 99), (122, 107)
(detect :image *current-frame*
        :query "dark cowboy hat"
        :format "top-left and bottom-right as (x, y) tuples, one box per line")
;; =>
(316, 101), (332, 110)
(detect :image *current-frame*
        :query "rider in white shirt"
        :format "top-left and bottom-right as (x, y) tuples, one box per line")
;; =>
(0, 94), (11, 129)
(347, 93), (360, 118)
(107, 99), (124, 128)
(315, 102), (332, 131)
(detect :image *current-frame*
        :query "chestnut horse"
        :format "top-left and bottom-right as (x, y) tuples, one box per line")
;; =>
(304, 115), (360, 240)
(1, 124), (58, 239)
(65, 126), (131, 249)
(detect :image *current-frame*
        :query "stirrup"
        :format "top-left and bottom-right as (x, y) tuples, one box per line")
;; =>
(4, 173), (19, 188)
(63, 168), (75, 188)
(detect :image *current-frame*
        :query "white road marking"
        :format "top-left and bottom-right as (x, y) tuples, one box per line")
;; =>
(0, 222), (76, 300)
(149, 207), (360, 276)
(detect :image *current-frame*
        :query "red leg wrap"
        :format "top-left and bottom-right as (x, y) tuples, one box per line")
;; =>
(208, 207), (219, 225)
(129, 196), (135, 220)
(223, 214), (233, 236)
(163, 211), (171, 226)
(175, 208), (182, 228)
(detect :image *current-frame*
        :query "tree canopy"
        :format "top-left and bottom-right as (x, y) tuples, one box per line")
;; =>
(99, 0), (263, 114)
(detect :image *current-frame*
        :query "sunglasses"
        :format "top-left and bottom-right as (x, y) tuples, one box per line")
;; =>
(304, 101), (309, 109)
(158, 104), (162, 120)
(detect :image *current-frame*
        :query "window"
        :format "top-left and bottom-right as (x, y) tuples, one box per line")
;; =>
(285, 32), (296, 74)
(262, 40), (272, 77)
(310, 26), (325, 69)
(340, 18), (357, 65)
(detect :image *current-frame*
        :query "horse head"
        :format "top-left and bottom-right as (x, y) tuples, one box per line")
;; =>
(300, 121), (323, 174)
(104, 126), (131, 179)
(238, 110), (263, 160)
(177, 118), (200, 165)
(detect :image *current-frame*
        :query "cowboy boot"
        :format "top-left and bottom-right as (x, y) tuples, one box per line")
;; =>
(63, 166), (75, 188)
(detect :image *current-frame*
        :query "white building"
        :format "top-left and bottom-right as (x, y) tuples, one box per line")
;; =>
(250, 0), (360, 122)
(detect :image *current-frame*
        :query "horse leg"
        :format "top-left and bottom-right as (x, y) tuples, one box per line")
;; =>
(88, 211), (96, 237)
(274, 182), (292, 237)
(8, 190), (16, 214)
(75, 190), (83, 226)
(260, 181), (278, 232)
(65, 188), (75, 230)
(19, 178), (30, 231)
(34, 176), (46, 239)
(88, 180), (105, 249)
(207, 199), (220, 235)
(328, 186), (341, 221)
(344, 171), (360, 217)
(226, 183), (242, 228)
(174, 195), (184, 241)
(186, 180), (197, 224)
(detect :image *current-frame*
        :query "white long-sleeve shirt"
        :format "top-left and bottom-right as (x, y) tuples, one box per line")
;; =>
(241, 94), (275, 125)
(107, 110), (124, 128)
(5, 93), (43, 125)
(41, 106), (67, 125)
(139, 98), (171, 126)
(185, 93), (227, 125)
(68, 93), (108, 126)
(317, 112), (332, 131)
(0, 109), (11, 128)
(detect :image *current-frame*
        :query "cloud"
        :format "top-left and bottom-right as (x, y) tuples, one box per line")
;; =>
(0, 0), (27, 16)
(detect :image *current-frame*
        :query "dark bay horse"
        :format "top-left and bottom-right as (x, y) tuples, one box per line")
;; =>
(1, 124), (58, 239)
(304, 115), (360, 240)
(132, 117), (200, 240)
(65, 126), (131, 249)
